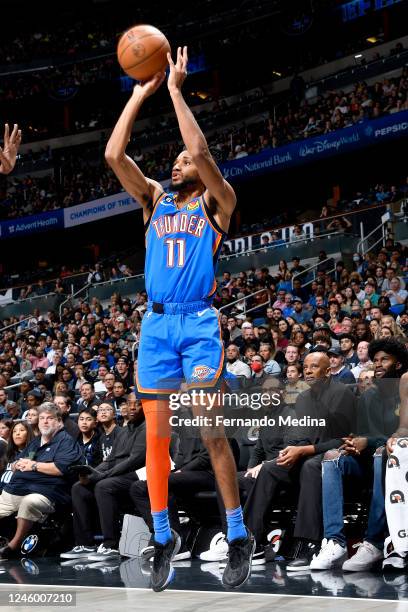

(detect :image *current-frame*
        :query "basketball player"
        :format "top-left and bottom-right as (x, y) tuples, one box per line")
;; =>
(106, 46), (254, 591)
(0, 123), (22, 174)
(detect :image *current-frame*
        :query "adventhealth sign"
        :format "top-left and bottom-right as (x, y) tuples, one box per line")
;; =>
(0, 210), (64, 239)
(0, 110), (407, 239)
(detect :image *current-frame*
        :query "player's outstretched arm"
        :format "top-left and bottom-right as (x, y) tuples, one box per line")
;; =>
(0, 123), (22, 175)
(105, 73), (165, 224)
(167, 47), (236, 230)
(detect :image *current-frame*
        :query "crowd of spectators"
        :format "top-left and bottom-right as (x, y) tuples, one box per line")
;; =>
(1, 67), (407, 223)
(0, 235), (408, 566)
(1, 171), (406, 297)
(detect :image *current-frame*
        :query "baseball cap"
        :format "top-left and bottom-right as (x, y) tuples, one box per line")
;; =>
(293, 297), (303, 303)
(27, 388), (43, 399)
(314, 322), (331, 331)
(34, 367), (46, 373)
(327, 347), (342, 357)
(310, 345), (329, 354)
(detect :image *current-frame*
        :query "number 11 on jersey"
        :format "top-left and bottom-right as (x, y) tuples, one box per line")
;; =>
(165, 238), (186, 268)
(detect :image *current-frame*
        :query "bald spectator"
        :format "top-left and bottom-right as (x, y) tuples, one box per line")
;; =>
(225, 345), (251, 379)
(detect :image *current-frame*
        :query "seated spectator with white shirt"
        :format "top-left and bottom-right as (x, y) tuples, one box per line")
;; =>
(351, 341), (373, 380)
(225, 345), (251, 379)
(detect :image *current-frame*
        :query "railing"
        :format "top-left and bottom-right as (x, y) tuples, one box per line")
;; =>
(357, 211), (392, 256)
(292, 257), (337, 289)
(58, 283), (92, 318)
(0, 272), (89, 298)
(219, 288), (271, 316)
(89, 273), (145, 289)
(0, 315), (32, 334)
(221, 229), (345, 261)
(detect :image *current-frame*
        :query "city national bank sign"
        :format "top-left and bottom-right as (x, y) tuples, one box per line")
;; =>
(219, 110), (408, 182)
(0, 111), (407, 239)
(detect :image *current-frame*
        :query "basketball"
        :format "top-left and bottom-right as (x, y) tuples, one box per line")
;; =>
(117, 24), (170, 81)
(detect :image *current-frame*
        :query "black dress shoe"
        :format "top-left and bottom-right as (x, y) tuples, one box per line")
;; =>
(0, 545), (19, 560)
(286, 541), (320, 571)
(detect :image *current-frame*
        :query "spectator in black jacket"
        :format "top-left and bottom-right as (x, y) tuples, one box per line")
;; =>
(76, 408), (103, 467)
(215, 397), (295, 546)
(243, 352), (356, 566)
(53, 395), (79, 440)
(60, 395), (146, 562)
(129, 407), (215, 559)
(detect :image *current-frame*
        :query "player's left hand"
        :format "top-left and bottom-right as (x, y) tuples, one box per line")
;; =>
(0, 123), (22, 174)
(167, 46), (188, 93)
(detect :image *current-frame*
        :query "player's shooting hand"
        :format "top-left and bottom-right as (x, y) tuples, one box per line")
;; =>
(167, 46), (188, 93)
(134, 72), (166, 99)
(0, 123), (22, 174)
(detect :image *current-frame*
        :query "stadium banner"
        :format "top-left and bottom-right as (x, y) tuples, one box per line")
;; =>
(0, 209), (64, 239)
(63, 192), (142, 228)
(219, 110), (408, 181)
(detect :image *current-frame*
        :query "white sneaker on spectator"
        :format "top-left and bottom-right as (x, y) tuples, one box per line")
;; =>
(87, 544), (120, 561)
(199, 533), (228, 561)
(200, 561), (223, 580)
(342, 541), (383, 572)
(139, 544), (155, 560)
(382, 535), (407, 571)
(60, 545), (98, 559)
(310, 538), (347, 570)
(382, 552), (407, 570)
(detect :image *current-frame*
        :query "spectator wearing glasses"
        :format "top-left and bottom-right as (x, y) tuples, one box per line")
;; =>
(101, 372), (116, 401)
(96, 403), (123, 461)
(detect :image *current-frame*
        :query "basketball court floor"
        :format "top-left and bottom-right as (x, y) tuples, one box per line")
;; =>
(0, 557), (407, 611)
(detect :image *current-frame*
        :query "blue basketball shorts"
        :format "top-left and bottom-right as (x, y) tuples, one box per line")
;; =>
(136, 301), (225, 399)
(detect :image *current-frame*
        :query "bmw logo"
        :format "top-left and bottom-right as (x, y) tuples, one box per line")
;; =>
(21, 558), (40, 575)
(21, 534), (39, 555)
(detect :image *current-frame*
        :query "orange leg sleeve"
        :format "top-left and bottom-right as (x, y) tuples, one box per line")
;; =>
(141, 399), (172, 513)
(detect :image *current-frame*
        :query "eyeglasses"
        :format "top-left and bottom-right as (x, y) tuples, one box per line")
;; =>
(97, 408), (113, 413)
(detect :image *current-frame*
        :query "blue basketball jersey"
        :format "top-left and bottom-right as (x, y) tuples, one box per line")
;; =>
(144, 192), (226, 303)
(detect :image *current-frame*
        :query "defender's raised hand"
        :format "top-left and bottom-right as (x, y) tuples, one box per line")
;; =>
(0, 123), (22, 174)
(167, 46), (188, 93)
